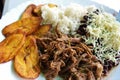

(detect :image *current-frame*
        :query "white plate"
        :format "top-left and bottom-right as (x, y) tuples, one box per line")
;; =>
(0, 0), (120, 80)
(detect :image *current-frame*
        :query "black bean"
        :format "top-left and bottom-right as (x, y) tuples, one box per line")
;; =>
(77, 30), (85, 35)
(80, 24), (87, 28)
(83, 15), (89, 21)
(115, 55), (120, 58)
(108, 64), (112, 70)
(103, 70), (107, 75)
(97, 38), (101, 45)
(77, 23), (88, 35)
(77, 27), (87, 35)
(80, 20), (87, 23)
(87, 43), (93, 46)
(96, 9), (99, 12)
(104, 61), (108, 65)
(108, 60), (115, 66)
(93, 9), (100, 15)
(103, 59), (118, 75)
(88, 21), (92, 25)
(104, 65), (108, 71)
(96, 49), (99, 51)
(80, 38), (85, 42)
(93, 50), (95, 55)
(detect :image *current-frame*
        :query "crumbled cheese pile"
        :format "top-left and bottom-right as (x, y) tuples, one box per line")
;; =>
(41, 3), (120, 64)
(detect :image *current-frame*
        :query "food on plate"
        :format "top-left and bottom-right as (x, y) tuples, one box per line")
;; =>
(0, 34), (25, 63)
(33, 24), (51, 38)
(14, 36), (40, 79)
(0, 2), (120, 80)
(0, 3), (50, 79)
(2, 17), (41, 37)
(37, 31), (103, 80)
(40, 3), (120, 76)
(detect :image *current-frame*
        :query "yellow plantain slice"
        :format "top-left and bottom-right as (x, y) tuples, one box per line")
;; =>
(20, 4), (37, 19)
(33, 4), (44, 16)
(14, 36), (40, 79)
(0, 34), (25, 63)
(2, 17), (41, 37)
(33, 24), (51, 38)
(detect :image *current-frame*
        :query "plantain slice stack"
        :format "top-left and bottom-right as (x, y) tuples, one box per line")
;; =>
(14, 36), (40, 79)
(20, 4), (37, 19)
(0, 3), (53, 79)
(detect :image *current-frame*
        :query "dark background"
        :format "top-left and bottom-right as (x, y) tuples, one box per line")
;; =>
(0, 0), (4, 18)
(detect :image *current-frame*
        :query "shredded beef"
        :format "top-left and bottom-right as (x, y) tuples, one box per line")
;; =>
(37, 32), (103, 80)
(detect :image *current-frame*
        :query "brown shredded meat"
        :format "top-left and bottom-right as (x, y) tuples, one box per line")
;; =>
(37, 31), (103, 80)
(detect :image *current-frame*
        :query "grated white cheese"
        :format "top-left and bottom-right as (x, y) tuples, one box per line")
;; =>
(85, 11), (120, 63)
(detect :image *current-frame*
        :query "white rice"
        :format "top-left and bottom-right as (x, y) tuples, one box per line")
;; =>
(41, 3), (88, 34)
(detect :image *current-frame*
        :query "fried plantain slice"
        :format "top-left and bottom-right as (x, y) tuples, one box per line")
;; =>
(20, 4), (37, 19)
(33, 24), (51, 38)
(14, 36), (40, 79)
(0, 34), (25, 63)
(2, 17), (41, 37)
(33, 4), (44, 16)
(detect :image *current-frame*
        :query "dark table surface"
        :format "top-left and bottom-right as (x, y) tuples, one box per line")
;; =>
(0, 0), (4, 18)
